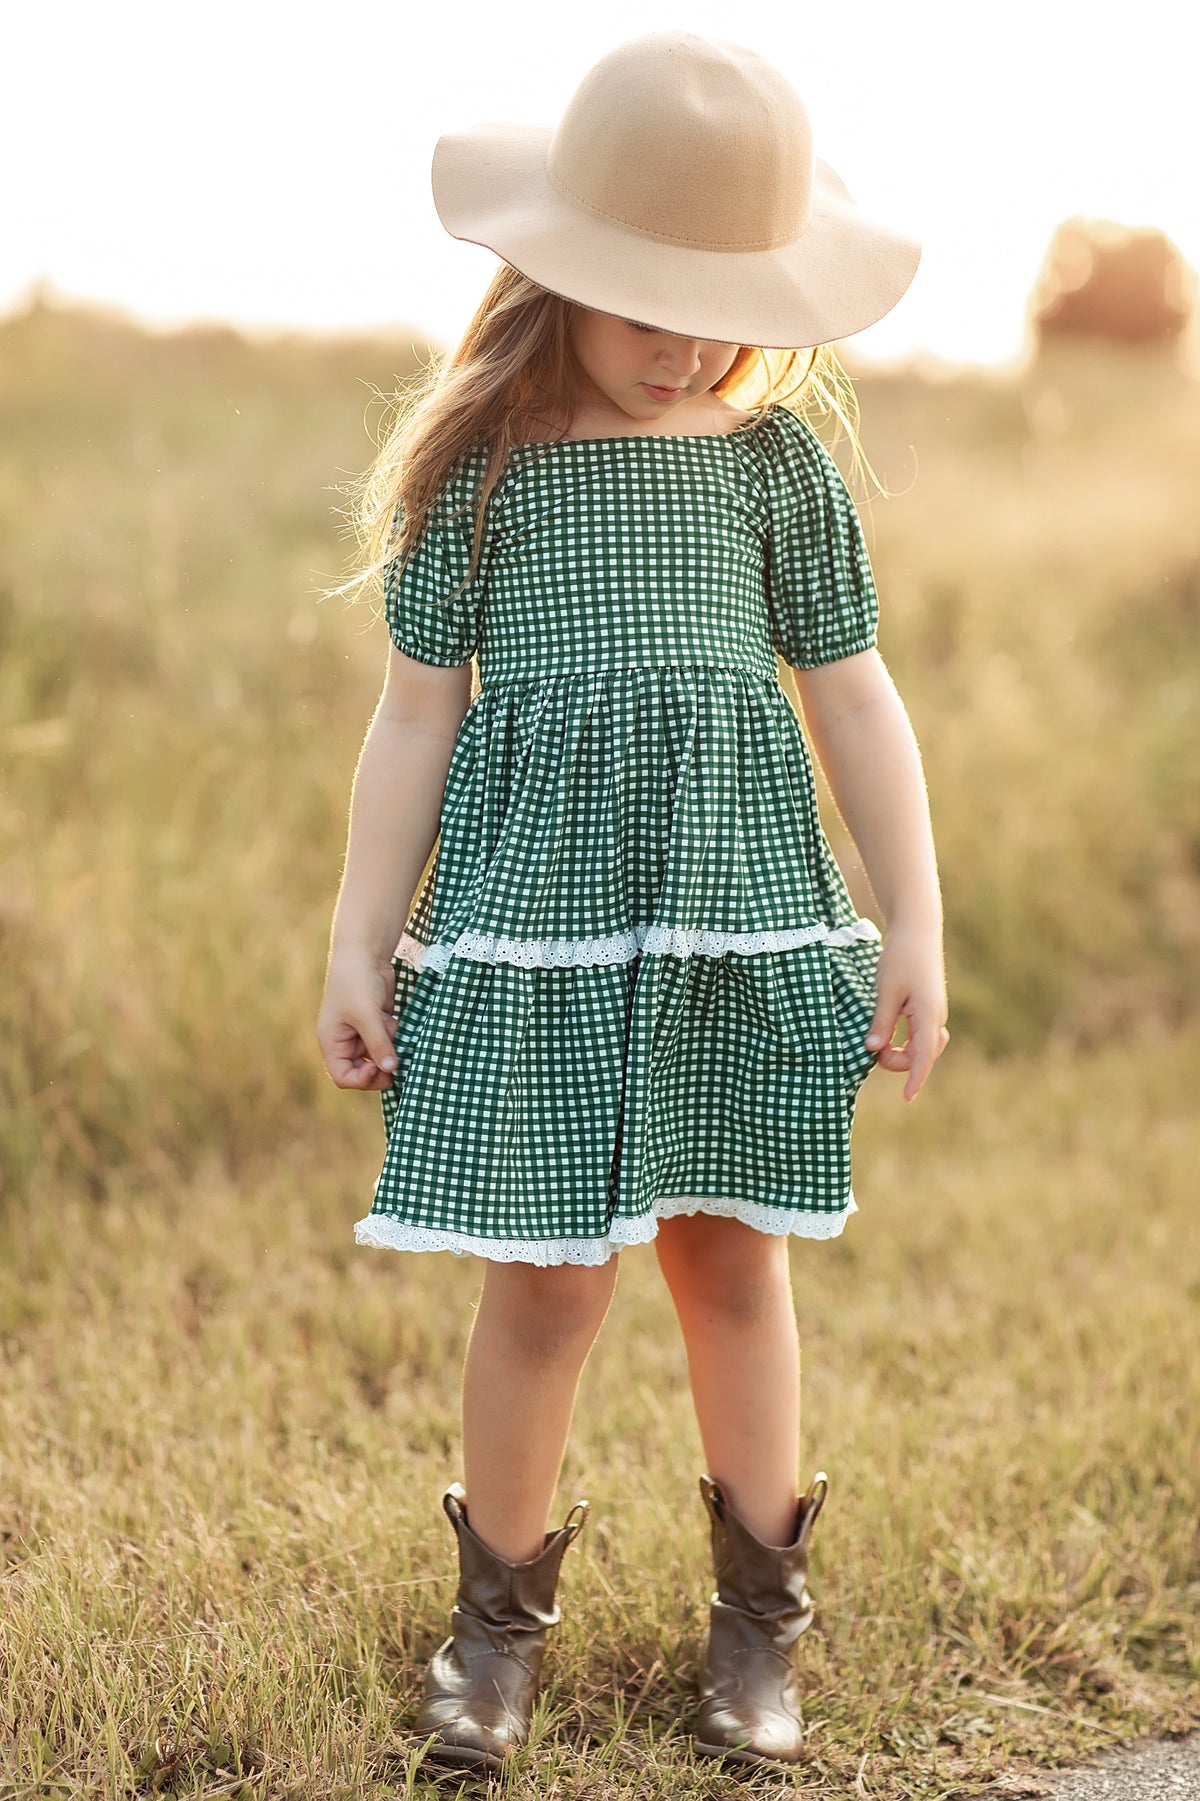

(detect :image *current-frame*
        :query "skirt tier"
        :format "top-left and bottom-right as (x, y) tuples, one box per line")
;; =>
(355, 666), (881, 1264)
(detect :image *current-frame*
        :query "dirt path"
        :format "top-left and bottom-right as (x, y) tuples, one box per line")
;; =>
(1031, 1731), (1200, 1798)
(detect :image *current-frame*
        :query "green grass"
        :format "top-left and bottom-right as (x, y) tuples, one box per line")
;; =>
(0, 298), (1197, 1796)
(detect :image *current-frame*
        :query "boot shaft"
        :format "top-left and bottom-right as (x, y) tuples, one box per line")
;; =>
(699, 1472), (827, 1623)
(442, 1484), (589, 1636)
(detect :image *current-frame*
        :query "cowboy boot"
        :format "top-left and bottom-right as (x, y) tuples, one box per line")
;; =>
(693, 1470), (828, 1766)
(413, 1483), (588, 1770)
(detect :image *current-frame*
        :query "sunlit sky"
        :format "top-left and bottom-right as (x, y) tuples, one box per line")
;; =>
(6, 0), (1197, 370)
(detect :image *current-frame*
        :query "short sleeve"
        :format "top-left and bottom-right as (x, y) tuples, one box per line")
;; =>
(382, 454), (490, 668)
(759, 408), (879, 670)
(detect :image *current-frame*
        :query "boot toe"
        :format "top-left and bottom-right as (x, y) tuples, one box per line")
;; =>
(695, 1699), (805, 1765)
(415, 1701), (519, 1769)
(420, 1733), (498, 1770)
(415, 1666), (533, 1767)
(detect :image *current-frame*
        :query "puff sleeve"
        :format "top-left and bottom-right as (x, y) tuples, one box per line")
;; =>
(382, 454), (490, 668)
(760, 408), (880, 670)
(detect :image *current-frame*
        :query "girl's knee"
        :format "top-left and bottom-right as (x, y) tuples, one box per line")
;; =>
(654, 1214), (791, 1320)
(479, 1255), (618, 1356)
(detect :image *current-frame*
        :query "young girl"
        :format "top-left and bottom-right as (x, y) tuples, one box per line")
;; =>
(317, 30), (947, 1772)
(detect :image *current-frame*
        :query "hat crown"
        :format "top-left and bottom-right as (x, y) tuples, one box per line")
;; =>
(546, 33), (816, 256)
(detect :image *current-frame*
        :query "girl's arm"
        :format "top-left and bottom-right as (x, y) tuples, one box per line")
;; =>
(316, 647), (473, 1091)
(789, 648), (949, 1100)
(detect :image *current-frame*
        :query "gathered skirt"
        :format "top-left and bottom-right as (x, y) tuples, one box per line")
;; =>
(353, 666), (881, 1266)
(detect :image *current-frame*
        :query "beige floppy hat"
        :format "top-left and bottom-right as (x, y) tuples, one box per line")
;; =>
(431, 31), (922, 351)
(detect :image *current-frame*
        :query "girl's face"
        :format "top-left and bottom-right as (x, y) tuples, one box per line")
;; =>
(567, 307), (741, 428)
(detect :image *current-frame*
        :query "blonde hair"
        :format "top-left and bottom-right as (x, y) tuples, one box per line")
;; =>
(328, 265), (880, 607)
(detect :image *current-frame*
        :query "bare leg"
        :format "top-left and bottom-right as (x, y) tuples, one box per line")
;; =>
(654, 1213), (801, 1547)
(460, 1257), (619, 1561)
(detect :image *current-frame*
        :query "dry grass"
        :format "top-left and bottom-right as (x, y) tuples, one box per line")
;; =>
(0, 300), (1197, 1797)
(2, 1038), (1196, 1798)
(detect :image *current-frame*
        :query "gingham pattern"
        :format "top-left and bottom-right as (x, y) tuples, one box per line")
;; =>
(355, 404), (883, 1264)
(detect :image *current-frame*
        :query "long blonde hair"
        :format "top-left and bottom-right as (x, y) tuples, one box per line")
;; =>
(329, 265), (879, 606)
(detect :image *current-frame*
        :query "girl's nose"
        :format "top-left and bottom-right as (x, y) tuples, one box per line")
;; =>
(658, 339), (703, 378)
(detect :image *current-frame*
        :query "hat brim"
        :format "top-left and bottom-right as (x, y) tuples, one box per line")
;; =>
(431, 122), (921, 350)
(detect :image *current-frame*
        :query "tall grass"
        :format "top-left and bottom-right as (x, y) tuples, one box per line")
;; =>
(2, 307), (1196, 1197)
(0, 299), (1197, 1797)
(1, 303), (422, 1194)
(846, 342), (1200, 1053)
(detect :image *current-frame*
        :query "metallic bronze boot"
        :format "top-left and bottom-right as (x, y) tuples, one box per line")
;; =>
(413, 1484), (588, 1770)
(693, 1470), (828, 1767)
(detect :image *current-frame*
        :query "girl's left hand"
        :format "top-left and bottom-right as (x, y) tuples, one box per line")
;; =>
(865, 926), (950, 1102)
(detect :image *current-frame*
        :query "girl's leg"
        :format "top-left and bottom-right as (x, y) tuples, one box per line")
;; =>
(460, 1257), (619, 1561)
(653, 1214), (800, 1547)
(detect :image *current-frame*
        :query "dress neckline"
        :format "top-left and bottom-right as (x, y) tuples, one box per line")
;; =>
(508, 405), (774, 453)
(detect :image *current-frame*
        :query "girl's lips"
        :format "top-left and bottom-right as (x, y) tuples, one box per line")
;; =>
(642, 383), (682, 401)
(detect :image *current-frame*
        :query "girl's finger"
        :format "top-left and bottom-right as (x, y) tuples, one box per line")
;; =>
(342, 1055), (394, 1092)
(321, 1021), (398, 1090)
(865, 996), (903, 1053)
(327, 1056), (369, 1089)
(338, 1014), (398, 1078)
(902, 1019), (949, 1101)
(903, 1058), (931, 1101)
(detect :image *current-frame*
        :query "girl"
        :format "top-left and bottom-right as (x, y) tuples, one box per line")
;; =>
(317, 31), (948, 1772)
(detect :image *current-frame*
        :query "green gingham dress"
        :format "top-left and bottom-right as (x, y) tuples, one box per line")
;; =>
(353, 402), (882, 1266)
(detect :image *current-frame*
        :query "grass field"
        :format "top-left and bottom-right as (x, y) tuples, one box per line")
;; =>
(1, 298), (1197, 1798)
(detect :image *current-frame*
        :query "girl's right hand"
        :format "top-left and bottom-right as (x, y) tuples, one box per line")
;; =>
(317, 952), (400, 1091)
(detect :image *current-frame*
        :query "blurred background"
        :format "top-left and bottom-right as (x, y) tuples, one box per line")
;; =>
(6, 0), (1200, 370)
(3, 0), (1197, 1195)
(1, 8), (1198, 1794)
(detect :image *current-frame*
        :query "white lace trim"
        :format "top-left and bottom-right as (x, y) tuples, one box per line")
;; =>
(395, 917), (880, 973)
(353, 1192), (858, 1266)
